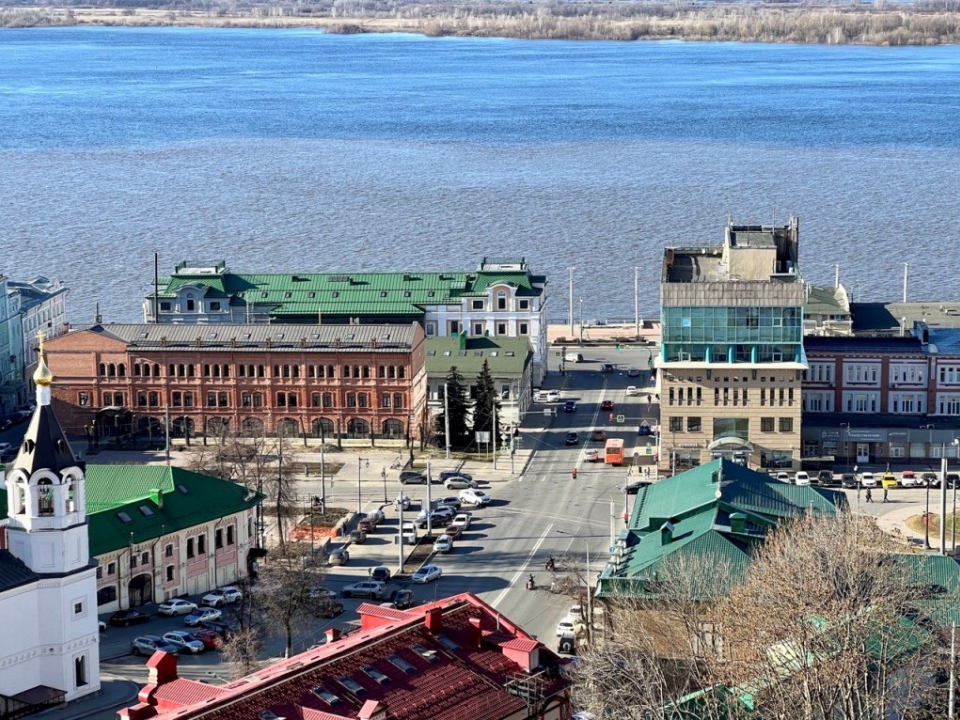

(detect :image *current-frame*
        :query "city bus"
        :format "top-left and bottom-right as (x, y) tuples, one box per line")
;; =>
(604, 438), (625, 466)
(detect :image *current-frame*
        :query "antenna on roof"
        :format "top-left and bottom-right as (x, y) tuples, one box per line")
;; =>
(94, 301), (102, 325)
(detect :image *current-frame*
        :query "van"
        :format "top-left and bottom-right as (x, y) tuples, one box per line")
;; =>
(564, 353), (584, 363)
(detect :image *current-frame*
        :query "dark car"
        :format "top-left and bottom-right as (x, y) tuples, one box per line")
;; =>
(315, 598), (344, 618)
(600, 400), (615, 411)
(924, 472), (940, 487)
(624, 480), (652, 495)
(371, 566), (392, 583)
(400, 470), (429, 485)
(438, 470), (473, 483)
(388, 588), (416, 609)
(840, 473), (858, 489)
(948, 474), (960, 489)
(817, 470), (835, 486)
(109, 609), (150, 627)
(590, 429), (606, 442)
(638, 423), (653, 437)
(565, 432), (580, 446)
(564, 400), (577, 413)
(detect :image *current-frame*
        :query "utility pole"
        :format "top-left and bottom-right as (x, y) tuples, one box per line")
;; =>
(426, 461), (433, 538)
(567, 266), (576, 337)
(443, 382), (451, 460)
(578, 296), (584, 344)
(834, 263), (840, 289)
(903, 262), (909, 303)
(492, 401), (498, 470)
(634, 266), (640, 340)
(164, 405), (170, 466)
(398, 499), (404, 572)
(942, 454), (949, 555)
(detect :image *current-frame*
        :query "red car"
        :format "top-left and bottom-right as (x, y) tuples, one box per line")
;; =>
(192, 628), (223, 650)
(444, 524), (463, 541)
(600, 400), (615, 411)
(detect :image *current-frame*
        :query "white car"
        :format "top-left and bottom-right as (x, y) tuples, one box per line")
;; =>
(201, 586), (242, 607)
(860, 472), (877, 487)
(556, 617), (578, 637)
(776, 472), (790, 483)
(401, 521), (417, 544)
(794, 471), (811, 486)
(533, 389), (542, 402)
(452, 512), (472, 530)
(412, 565), (442, 584)
(626, 385), (640, 396)
(433, 535), (453, 553)
(157, 599), (198, 616)
(184, 607), (222, 627)
(901, 472), (922, 488)
(545, 390), (561, 402)
(458, 489), (491, 507)
(162, 631), (205, 654)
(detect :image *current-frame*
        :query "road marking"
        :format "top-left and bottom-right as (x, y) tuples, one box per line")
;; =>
(492, 522), (553, 608)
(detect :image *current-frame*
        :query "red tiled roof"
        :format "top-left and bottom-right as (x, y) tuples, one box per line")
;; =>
(500, 637), (539, 653)
(152, 680), (227, 712)
(357, 602), (414, 622)
(125, 593), (569, 720)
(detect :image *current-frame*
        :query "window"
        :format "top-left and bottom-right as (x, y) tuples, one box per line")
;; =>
(198, 534), (206, 555)
(141, 551), (149, 564)
(472, 299), (484, 310)
(130, 555), (137, 569)
(277, 392), (287, 408)
(687, 417), (701, 432)
(227, 525), (235, 545)
(138, 391), (147, 407)
(207, 392), (217, 408)
(187, 538), (195, 559)
(382, 394), (391, 408)
(497, 290), (507, 310)
(323, 392), (334, 408)
(253, 393), (263, 408)
(358, 393), (368, 408)
(779, 417), (794, 432)
(519, 299), (529, 310)
(497, 322), (507, 335)
(394, 393), (404, 409)
(761, 417), (775, 432)
(215, 528), (223, 550)
(37, 480), (54, 516)
(210, 301), (221, 311)
(165, 565), (174, 582)
(164, 544), (173, 558)
(669, 417), (683, 432)
(79, 392), (88, 406)
(172, 392), (183, 407)
(184, 392), (194, 408)
(75, 655), (87, 688)
(473, 322), (484, 336)
(347, 393), (357, 408)
(107, 561), (116, 575)
(519, 322), (528, 335)
(149, 392), (159, 407)
(74, 601), (84, 615)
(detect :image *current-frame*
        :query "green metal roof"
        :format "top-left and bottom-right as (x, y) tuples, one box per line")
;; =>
(804, 285), (849, 318)
(425, 337), (532, 378)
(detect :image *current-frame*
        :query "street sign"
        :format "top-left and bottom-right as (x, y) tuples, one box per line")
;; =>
(543, 409), (552, 417)
(475, 431), (491, 444)
(616, 414), (626, 424)
(633, 452), (640, 462)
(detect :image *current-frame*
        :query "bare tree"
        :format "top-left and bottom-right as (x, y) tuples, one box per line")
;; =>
(219, 578), (265, 678)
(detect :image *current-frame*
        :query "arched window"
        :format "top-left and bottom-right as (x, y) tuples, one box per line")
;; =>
(242, 417), (264, 437)
(383, 419), (404, 439)
(118, 363), (126, 377)
(37, 479), (55, 516)
(347, 418), (370, 438)
(133, 364), (141, 377)
(497, 289), (507, 310)
(67, 480), (76, 512)
(207, 417), (229, 437)
(108, 363), (116, 377)
(312, 418), (335, 438)
(154, 364), (161, 376)
(277, 418), (299, 439)
(99, 363), (106, 376)
(75, 655), (88, 687)
(15, 483), (26, 515)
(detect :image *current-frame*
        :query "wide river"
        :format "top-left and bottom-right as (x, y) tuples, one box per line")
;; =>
(0, 28), (957, 324)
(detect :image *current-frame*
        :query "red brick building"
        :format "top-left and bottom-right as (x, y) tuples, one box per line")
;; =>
(42, 323), (427, 444)
(119, 593), (572, 720)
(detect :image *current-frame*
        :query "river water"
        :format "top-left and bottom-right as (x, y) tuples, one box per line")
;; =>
(0, 28), (957, 323)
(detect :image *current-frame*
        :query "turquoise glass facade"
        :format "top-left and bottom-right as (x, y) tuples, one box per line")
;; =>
(662, 306), (803, 363)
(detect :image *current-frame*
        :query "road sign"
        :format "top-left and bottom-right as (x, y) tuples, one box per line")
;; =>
(475, 431), (491, 444)
(617, 414), (626, 424)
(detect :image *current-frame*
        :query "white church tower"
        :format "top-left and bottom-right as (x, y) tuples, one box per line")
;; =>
(2, 335), (100, 705)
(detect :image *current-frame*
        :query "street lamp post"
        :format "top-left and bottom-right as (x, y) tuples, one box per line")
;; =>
(557, 529), (592, 644)
(357, 457), (367, 515)
(381, 467), (388, 504)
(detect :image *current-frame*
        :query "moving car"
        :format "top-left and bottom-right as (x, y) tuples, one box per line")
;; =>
(201, 586), (242, 607)
(601, 364), (615, 373)
(412, 565), (442, 584)
(638, 423), (653, 437)
(158, 599), (198, 617)
(109, 609), (150, 627)
(565, 432), (580, 446)
(342, 581), (386, 599)
(387, 588), (415, 609)
(349, 528), (367, 544)
(556, 617), (578, 637)
(600, 400), (614, 411)
(439, 470), (473, 484)
(444, 475), (477, 489)
(590, 430), (606, 442)
(626, 385), (640, 396)
(860, 472), (877, 487)
(371, 566), (392, 583)
(184, 608), (222, 627)
(132, 635), (179, 656)
(433, 535), (453, 553)
(315, 598), (344, 618)
(452, 512), (472, 530)
(563, 400), (577, 413)
(545, 390), (561, 402)
(435, 496), (462, 511)
(627, 367), (641, 377)
(162, 631), (205, 654)
(416, 507), (455, 529)
(400, 470), (429, 485)
(624, 480), (652, 495)
(327, 547), (350, 566)
(458, 489), (491, 507)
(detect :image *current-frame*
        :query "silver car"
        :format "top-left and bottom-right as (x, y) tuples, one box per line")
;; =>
(162, 631), (205, 654)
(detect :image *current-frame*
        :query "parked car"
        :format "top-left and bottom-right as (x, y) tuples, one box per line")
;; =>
(600, 400), (615, 411)
(327, 547), (350, 566)
(349, 528), (367, 544)
(794, 471), (811, 486)
(545, 390), (561, 402)
(439, 470), (473, 484)
(388, 588), (416, 609)
(316, 598), (344, 618)
(860, 472), (877, 487)
(459, 489), (491, 507)
(131, 635), (179, 656)
(556, 618), (578, 637)
(400, 470), (429, 485)
(563, 400), (577, 413)
(371, 566), (392, 583)
(342, 581), (386, 599)
(184, 608), (222, 627)
(109, 609), (150, 627)
(776, 472), (790, 483)
(191, 628), (224, 650)
(817, 469), (835, 486)
(590, 429), (606, 442)
(433, 535), (454, 553)
(841, 473), (858, 489)
(624, 480), (652, 495)
(452, 512), (472, 530)
(201, 586), (242, 607)
(416, 507), (455, 529)
(444, 475), (477, 489)
(401, 522), (417, 544)
(565, 432), (580, 446)
(627, 367), (642, 378)
(358, 517), (376, 533)
(901, 470), (921, 487)
(881, 473), (899, 489)
(158, 599), (198, 617)
(923, 472), (940, 487)
(948, 474), (960, 489)
(199, 620), (233, 640)
(412, 565), (442, 584)
(444, 523), (463, 540)
(434, 496), (462, 511)
(162, 631), (205, 654)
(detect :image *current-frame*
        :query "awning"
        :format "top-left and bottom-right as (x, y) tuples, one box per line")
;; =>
(708, 437), (753, 452)
(10, 685), (66, 705)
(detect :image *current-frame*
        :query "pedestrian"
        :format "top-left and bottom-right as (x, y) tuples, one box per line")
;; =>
(883, 487), (889, 503)
(865, 487), (873, 503)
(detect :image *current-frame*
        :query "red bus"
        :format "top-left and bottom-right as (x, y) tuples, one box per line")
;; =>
(604, 438), (625, 466)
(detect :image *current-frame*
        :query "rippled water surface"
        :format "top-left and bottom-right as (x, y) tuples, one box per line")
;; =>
(0, 28), (957, 323)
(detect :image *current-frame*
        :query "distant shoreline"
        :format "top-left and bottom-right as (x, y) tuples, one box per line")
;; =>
(2, 3), (960, 46)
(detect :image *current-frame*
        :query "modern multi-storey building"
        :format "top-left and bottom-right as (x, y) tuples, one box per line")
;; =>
(11, 275), (70, 372)
(0, 273), (26, 416)
(41, 323), (427, 446)
(657, 218), (806, 471)
(142, 258), (549, 383)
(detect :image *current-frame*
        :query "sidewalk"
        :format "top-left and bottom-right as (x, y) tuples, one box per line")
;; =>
(32, 676), (139, 720)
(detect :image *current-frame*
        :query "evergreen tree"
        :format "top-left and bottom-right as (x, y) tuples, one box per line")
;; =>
(435, 366), (472, 448)
(472, 359), (500, 443)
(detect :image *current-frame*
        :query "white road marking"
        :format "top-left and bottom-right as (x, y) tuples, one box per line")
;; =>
(492, 522), (553, 608)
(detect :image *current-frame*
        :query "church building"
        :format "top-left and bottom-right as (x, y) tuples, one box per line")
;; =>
(0, 339), (100, 717)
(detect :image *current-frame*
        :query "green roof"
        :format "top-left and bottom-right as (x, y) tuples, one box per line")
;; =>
(425, 337), (531, 378)
(804, 285), (849, 318)
(0, 465), (263, 558)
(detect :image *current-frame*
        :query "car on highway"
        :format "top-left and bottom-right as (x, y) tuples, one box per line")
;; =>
(131, 635), (179, 656)
(327, 547), (350, 566)
(371, 566), (392, 583)
(600, 400), (614, 411)
(158, 599), (198, 617)
(627, 367), (641, 377)
(624, 480), (652, 495)
(201, 586), (242, 607)
(563, 400), (577, 412)
(400, 470), (429, 485)
(444, 475), (477, 489)
(590, 429), (606, 442)
(444, 523), (463, 540)
(184, 608), (222, 627)
(435, 496), (462, 511)
(794, 471), (811, 486)
(162, 630), (205, 654)
(433, 535), (454, 553)
(109, 609), (151, 627)
(860, 472), (877, 487)
(412, 565), (442, 584)
(545, 390), (561, 402)
(459, 489), (491, 507)
(452, 512), (472, 530)
(342, 581), (386, 599)
(565, 432), (580, 446)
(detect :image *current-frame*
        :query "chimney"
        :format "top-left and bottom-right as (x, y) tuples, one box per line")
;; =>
(660, 521), (675, 546)
(425, 607), (442, 635)
(325, 627), (341, 644)
(729, 512), (747, 534)
(146, 651), (178, 687)
(358, 699), (387, 720)
(149, 488), (163, 509)
(468, 617), (482, 647)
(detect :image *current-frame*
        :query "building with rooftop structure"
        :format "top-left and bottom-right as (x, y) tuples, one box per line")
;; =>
(118, 592), (572, 720)
(143, 258), (549, 383)
(850, 301), (960, 336)
(0, 272), (26, 417)
(10, 275), (70, 376)
(425, 335), (533, 428)
(802, 284), (852, 337)
(657, 217), (807, 472)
